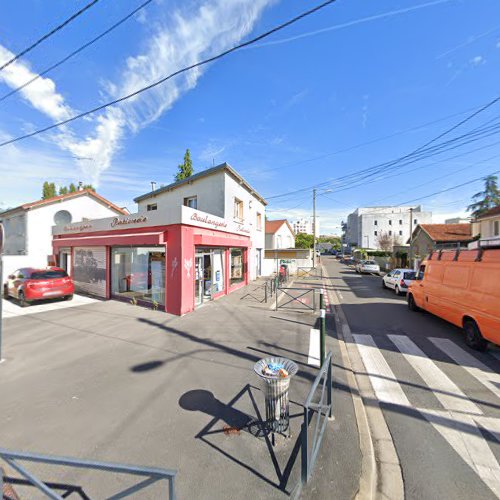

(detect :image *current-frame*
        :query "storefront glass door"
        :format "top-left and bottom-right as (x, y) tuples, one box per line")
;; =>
(195, 248), (225, 307)
(195, 254), (204, 306)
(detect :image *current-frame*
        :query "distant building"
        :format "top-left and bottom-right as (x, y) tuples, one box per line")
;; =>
(345, 205), (432, 249)
(409, 223), (474, 258)
(471, 206), (500, 245)
(292, 217), (319, 237)
(445, 217), (470, 224)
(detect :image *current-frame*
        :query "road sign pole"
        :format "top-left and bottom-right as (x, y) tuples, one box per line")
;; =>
(320, 289), (325, 364)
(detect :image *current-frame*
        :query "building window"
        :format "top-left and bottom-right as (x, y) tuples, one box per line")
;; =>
(256, 212), (262, 230)
(389, 220), (392, 226)
(234, 198), (243, 221)
(494, 220), (500, 236)
(54, 210), (72, 225)
(111, 246), (166, 305)
(399, 219), (403, 225)
(414, 219), (418, 225)
(389, 230), (392, 236)
(399, 230), (403, 236)
(374, 220), (378, 226)
(184, 196), (197, 209)
(230, 248), (244, 285)
(147, 203), (157, 211)
(374, 230), (378, 236)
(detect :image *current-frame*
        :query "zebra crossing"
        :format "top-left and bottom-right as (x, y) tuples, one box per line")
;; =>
(353, 334), (500, 498)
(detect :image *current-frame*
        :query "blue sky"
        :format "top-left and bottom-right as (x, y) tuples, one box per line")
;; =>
(1, 0), (500, 234)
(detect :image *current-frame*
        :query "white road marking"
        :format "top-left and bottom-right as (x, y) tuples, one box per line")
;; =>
(389, 335), (482, 415)
(308, 328), (321, 367)
(429, 338), (500, 401)
(423, 409), (500, 498)
(353, 334), (410, 406)
(474, 415), (500, 444)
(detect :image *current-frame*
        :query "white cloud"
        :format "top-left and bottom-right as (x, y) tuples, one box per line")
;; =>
(0, 0), (276, 185)
(469, 55), (485, 66)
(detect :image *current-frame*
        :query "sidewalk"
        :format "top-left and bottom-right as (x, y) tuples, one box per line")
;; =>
(0, 274), (360, 499)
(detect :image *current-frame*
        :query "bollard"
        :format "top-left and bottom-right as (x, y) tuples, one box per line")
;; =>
(265, 281), (268, 303)
(320, 289), (326, 364)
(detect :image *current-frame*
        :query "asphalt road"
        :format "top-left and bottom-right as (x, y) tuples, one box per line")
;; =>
(323, 256), (500, 500)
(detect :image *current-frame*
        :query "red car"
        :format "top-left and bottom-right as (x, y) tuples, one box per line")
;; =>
(3, 267), (74, 307)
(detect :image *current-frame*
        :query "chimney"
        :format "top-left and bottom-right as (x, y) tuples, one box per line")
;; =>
(151, 181), (157, 192)
(78, 181), (83, 191)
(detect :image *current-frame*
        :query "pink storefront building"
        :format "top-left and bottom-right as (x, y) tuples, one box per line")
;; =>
(52, 164), (267, 315)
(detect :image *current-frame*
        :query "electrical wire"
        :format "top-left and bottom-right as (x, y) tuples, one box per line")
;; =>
(0, 0), (337, 149)
(0, 0), (154, 104)
(0, 0), (101, 72)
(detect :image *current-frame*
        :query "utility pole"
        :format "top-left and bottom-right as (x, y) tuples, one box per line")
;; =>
(409, 207), (414, 268)
(313, 188), (317, 266)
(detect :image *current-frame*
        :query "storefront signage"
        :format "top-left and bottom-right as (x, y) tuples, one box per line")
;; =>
(110, 215), (148, 227)
(236, 224), (250, 234)
(64, 223), (93, 232)
(190, 212), (227, 230)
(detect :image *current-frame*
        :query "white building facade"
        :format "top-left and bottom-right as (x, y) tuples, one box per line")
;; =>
(0, 190), (126, 278)
(292, 217), (319, 237)
(346, 205), (432, 249)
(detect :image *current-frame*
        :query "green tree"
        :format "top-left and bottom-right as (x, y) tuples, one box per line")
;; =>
(59, 186), (68, 195)
(295, 233), (314, 249)
(175, 149), (194, 182)
(69, 183), (77, 193)
(467, 175), (500, 218)
(82, 184), (95, 191)
(42, 181), (51, 199)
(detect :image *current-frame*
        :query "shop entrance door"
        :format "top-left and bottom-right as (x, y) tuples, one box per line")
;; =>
(195, 251), (213, 306)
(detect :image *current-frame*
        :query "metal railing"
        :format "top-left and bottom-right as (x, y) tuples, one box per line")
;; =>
(275, 288), (316, 311)
(0, 448), (176, 499)
(297, 267), (323, 280)
(301, 351), (333, 484)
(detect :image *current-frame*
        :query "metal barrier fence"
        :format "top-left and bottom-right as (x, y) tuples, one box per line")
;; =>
(275, 287), (316, 311)
(297, 267), (323, 280)
(0, 448), (177, 499)
(301, 351), (333, 484)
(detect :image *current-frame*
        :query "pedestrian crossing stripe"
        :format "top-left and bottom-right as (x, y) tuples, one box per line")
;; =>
(388, 335), (482, 415)
(429, 337), (500, 402)
(353, 334), (500, 499)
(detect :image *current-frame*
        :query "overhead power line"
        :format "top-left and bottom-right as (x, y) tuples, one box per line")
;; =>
(0, 0), (338, 149)
(265, 95), (500, 200)
(0, 0), (101, 72)
(0, 0), (154, 104)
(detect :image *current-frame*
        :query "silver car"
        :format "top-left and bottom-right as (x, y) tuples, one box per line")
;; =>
(358, 260), (380, 274)
(382, 268), (416, 295)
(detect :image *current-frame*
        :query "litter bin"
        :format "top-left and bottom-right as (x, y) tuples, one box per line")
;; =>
(254, 357), (298, 435)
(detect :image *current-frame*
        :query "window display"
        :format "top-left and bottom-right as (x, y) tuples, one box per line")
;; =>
(111, 246), (165, 305)
(230, 248), (244, 285)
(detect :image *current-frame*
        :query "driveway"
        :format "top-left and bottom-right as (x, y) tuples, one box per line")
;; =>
(2, 294), (99, 318)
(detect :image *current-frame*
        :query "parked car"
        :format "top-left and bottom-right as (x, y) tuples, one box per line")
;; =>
(357, 260), (380, 274)
(354, 260), (364, 272)
(382, 268), (416, 295)
(3, 267), (74, 307)
(407, 247), (500, 351)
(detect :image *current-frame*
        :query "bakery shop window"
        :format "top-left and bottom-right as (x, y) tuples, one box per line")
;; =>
(230, 248), (244, 285)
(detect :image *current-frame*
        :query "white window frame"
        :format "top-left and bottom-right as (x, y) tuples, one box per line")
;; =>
(184, 196), (197, 209)
(234, 198), (244, 222)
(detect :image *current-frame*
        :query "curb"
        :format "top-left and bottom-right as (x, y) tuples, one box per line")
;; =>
(321, 263), (404, 500)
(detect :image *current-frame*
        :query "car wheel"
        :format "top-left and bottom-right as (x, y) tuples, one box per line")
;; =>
(18, 290), (29, 308)
(464, 319), (487, 351)
(65, 294), (74, 301)
(408, 294), (419, 312)
(395, 286), (400, 296)
(382, 280), (387, 288)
